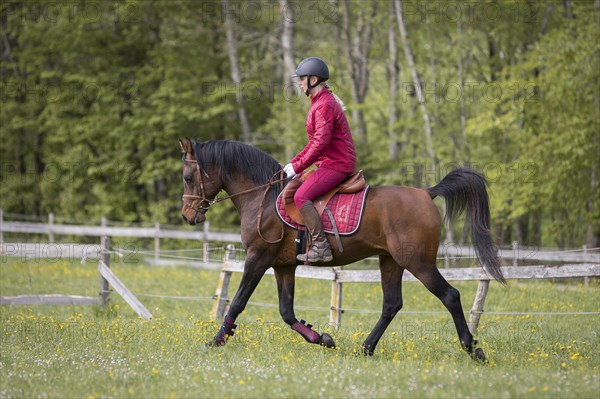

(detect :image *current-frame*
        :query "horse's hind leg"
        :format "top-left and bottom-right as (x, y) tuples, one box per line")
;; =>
(411, 266), (482, 359)
(362, 255), (405, 356)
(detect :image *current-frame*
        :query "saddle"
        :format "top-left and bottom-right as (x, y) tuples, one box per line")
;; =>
(282, 170), (366, 226)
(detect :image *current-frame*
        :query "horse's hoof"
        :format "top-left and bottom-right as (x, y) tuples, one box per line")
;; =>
(360, 342), (375, 356)
(206, 340), (219, 348)
(206, 337), (226, 348)
(472, 347), (486, 363)
(319, 333), (336, 348)
(361, 346), (374, 356)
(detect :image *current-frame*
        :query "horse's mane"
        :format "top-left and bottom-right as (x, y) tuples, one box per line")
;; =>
(192, 139), (284, 197)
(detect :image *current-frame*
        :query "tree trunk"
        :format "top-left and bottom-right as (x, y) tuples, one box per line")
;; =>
(487, 34), (501, 83)
(564, 0), (573, 19)
(395, 0), (436, 167)
(222, 0), (251, 143)
(456, 16), (468, 155)
(587, 163), (598, 248)
(387, 2), (399, 161)
(341, 0), (377, 144)
(279, 0), (299, 161)
(279, 0), (297, 86)
(532, 210), (542, 247)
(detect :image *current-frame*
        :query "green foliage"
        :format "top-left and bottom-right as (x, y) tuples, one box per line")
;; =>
(1, 0), (598, 247)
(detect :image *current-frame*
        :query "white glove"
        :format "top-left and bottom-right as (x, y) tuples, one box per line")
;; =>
(283, 163), (297, 178)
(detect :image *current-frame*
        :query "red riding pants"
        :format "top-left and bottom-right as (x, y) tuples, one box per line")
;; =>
(294, 167), (350, 208)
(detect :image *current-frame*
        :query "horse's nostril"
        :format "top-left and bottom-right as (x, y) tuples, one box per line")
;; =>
(182, 214), (196, 225)
(181, 214), (196, 226)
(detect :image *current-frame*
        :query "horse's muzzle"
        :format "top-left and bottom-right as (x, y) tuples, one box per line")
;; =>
(181, 214), (195, 225)
(181, 209), (206, 225)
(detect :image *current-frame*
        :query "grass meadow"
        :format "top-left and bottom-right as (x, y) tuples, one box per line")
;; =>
(1, 255), (599, 398)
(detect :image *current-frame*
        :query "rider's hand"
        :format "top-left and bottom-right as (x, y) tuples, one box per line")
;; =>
(283, 163), (296, 178)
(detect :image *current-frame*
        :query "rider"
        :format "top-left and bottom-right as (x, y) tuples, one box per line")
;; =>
(283, 57), (357, 263)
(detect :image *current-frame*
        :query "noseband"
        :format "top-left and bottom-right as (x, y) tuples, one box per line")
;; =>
(182, 158), (213, 216)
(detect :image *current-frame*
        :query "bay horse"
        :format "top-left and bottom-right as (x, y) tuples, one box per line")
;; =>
(179, 138), (505, 361)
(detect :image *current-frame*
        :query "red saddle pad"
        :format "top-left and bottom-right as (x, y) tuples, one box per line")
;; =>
(276, 186), (370, 235)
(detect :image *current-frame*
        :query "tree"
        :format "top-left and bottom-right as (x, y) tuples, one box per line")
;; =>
(395, 0), (435, 171)
(222, 0), (252, 143)
(341, 0), (378, 144)
(387, 1), (400, 161)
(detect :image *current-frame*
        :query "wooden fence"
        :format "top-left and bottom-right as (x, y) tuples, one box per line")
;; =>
(2, 211), (599, 334)
(212, 245), (600, 334)
(3, 212), (598, 265)
(1, 235), (153, 320)
(0, 210), (240, 261)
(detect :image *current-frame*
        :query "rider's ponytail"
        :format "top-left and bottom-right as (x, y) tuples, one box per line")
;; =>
(323, 83), (347, 111)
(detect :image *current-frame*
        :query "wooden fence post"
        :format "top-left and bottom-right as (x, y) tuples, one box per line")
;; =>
(101, 216), (108, 233)
(329, 267), (343, 330)
(468, 279), (490, 335)
(203, 242), (209, 263)
(48, 213), (54, 243)
(583, 245), (589, 287)
(203, 221), (210, 241)
(99, 236), (111, 306)
(0, 209), (4, 244)
(211, 244), (236, 320)
(154, 221), (160, 262)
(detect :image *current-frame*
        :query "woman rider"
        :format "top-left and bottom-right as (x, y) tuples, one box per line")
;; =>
(283, 57), (357, 263)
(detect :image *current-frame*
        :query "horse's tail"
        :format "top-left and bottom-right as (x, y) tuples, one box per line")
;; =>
(426, 167), (506, 285)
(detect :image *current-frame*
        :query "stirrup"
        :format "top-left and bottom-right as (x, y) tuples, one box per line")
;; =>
(297, 243), (333, 263)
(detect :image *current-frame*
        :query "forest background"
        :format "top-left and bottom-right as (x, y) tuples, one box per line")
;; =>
(1, 0), (598, 249)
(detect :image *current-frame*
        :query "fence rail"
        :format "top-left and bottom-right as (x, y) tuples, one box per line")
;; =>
(0, 295), (99, 306)
(1, 220), (240, 242)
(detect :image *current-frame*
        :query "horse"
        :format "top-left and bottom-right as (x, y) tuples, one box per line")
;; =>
(179, 138), (505, 361)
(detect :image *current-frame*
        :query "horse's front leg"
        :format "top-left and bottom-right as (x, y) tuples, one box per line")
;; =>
(210, 255), (269, 346)
(274, 266), (336, 348)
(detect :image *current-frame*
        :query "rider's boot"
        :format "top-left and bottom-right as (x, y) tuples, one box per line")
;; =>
(297, 201), (333, 263)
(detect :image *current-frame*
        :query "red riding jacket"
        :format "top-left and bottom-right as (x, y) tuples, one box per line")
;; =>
(291, 89), (356, 175)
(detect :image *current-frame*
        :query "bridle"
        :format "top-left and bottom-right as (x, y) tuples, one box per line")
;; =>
(181, 156), (286, 243)
(182, 158), (213, 215)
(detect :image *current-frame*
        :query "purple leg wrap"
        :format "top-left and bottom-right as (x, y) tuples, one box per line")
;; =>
(214, 315), (237, 346)
(291, 320), (320, 344)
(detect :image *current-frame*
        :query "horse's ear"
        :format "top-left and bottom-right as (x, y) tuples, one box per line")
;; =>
(179, 138), (194, 156)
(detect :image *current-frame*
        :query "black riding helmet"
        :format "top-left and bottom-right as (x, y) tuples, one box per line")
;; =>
(293, 57), (329, 95)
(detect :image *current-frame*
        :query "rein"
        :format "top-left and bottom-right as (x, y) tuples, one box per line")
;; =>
(182, 158), (286, 243)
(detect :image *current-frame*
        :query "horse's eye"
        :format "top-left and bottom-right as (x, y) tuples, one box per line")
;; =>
(184, 174), (193, 183)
